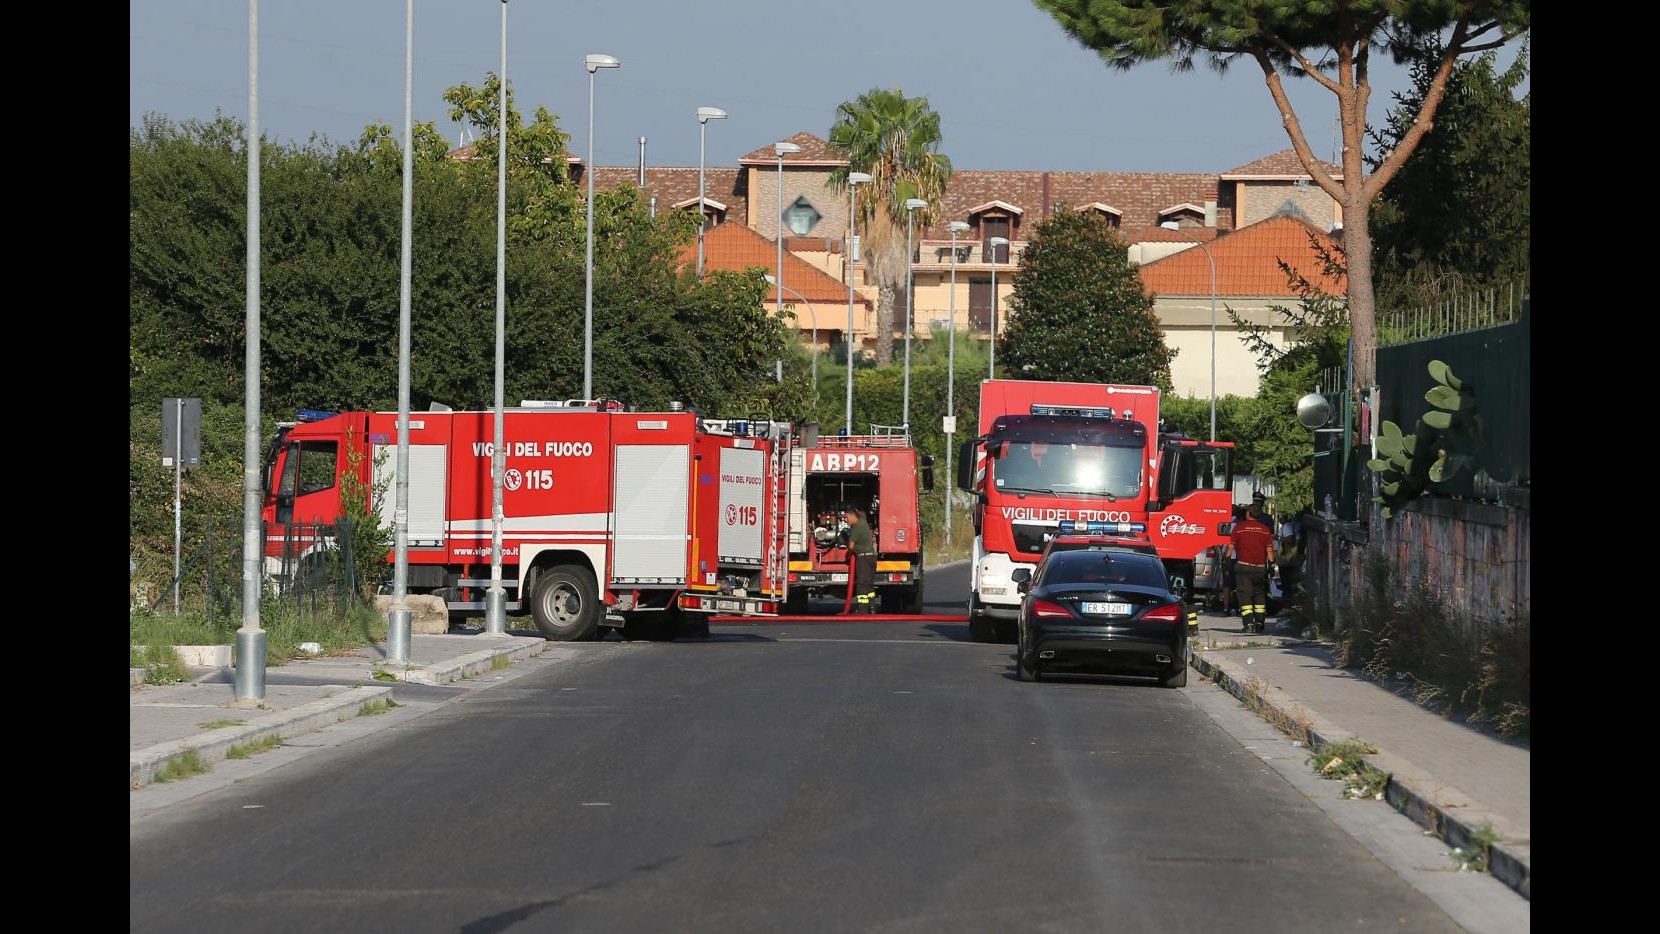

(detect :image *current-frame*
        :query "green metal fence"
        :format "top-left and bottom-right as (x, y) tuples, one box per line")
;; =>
(1377, 297), (1529, 496)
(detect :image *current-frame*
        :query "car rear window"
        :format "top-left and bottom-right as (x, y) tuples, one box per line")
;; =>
(1050, 541), (1154, 556)
(1038, 552), (1167, 589)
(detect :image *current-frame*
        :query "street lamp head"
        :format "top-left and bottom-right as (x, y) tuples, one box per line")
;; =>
(696, 106), (727, 123)
(848, 171), (873, 186)
(904, 198), (929, 211)
(774, 141), (802, 156)
(947, 221), (970, 233)
(763, 274), (778, 284)
(989, 236), (1009, 246)
(584, 53), (620, 73)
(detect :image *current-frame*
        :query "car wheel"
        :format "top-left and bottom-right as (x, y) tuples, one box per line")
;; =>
(1160, 662), (1188, 689)
(1016, 626), (1039, 682)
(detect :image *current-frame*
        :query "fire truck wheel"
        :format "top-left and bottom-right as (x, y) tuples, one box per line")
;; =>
(530, 567), (600, 641)
(968, 599), (997, 643)
(881, 587), (918, 614)
(784, 589), (809, 615)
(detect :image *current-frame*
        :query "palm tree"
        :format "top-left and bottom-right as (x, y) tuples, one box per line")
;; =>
(828, 89), (952, 365)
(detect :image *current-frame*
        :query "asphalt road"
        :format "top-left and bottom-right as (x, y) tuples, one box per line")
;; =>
(131, 562), (1460, 933)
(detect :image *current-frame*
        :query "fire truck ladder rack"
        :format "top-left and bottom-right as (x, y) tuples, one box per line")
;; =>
(818, 423), (911, 448)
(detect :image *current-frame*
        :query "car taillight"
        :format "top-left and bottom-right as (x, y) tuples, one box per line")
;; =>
(1031, 598), (1072, 619)
(1141, 604), (1183, 624)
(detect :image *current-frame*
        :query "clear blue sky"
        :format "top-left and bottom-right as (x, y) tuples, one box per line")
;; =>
(132, 0), (1427, 174)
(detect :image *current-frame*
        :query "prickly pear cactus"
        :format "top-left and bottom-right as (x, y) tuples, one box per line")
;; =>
(1368, 359), (1484, 517)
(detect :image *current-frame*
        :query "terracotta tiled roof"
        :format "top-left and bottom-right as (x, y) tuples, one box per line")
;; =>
(1138, 214), (1345, 297)
(737, 132), (846, 166)
(675, 222), (869, 310)
(1220, 148), (1342, 179)
(916, 170), (1229, 240)
(1132, 226), (1222, 244)
(591, 166), (748, 223)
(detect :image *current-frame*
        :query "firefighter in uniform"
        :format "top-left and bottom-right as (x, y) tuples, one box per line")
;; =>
(1226, 494), (1276, 634)
(843, 504), (878, 614)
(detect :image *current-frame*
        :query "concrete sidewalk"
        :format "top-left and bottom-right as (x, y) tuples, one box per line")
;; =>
(130, 632), (548, 790)
(1188, 612), (1530, 901)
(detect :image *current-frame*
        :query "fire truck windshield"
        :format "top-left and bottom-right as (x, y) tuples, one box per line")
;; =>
(992, 442), (1143, 499)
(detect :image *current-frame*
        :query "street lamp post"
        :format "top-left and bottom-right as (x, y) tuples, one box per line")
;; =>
(843, 172), (872, 433)
(766, 274), (818, 384)
(774, 140), (801, 323)
(945, 220), (969, 547)
(486, 0), (509, 634)
(987, 235), (1009, 380)
(237, 0), (267, 700)
(901, 197), (928, 431)
(1161, 221), (1217, 441)
(388, 0), (417, 663)
(695, 106), (726, 275)
(583, 53), (619, 402)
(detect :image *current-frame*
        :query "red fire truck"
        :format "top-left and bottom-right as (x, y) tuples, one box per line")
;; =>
(955, 380), (1235, 642)
(782, 425), (934, 613)
(261, 402), (791, 640)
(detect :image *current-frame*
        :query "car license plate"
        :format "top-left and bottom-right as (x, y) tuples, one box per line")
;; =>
(831, 573), (848, 583)
(716, 599), (739, 611)
(1081, 601), (1131, 616)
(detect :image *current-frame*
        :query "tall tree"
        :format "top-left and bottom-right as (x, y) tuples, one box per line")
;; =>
(828, 88), (953, 365)
(997, 208), (1176, 389)
(1370, 40), (1530, 309)
(1030, 0), (1530, 388)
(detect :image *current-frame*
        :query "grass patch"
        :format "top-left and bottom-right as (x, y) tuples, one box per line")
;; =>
(197, 719), (244, 730)
(131, 596), (388, 672)
(136, 645), (190, 685)
(153, 750), (209, 783)
(1309, 737), (1389, 799)
(491, 653), (510, 671)
(359, 698), (399, 716)
(226, 734), (283, 759)
(370, 668), (397, 682)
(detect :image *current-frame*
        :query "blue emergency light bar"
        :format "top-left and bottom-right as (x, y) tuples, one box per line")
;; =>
(1057, 520), (1147, 534)
(296, 408), (337, 422)
(1030, 404), (1118, 419)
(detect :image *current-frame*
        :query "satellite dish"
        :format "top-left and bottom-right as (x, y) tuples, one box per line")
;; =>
(1296, 393), (1333, 430)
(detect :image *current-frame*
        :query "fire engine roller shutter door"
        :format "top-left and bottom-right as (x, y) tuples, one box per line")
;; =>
(373, 444), (447, 546)
(719, 446), (766, 565)
(787, 447), (807, 552)
(612, 444), (691, 583)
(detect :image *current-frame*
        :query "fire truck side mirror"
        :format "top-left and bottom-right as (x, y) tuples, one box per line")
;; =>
(919, 453), (936, 493)
(956, 440), (976, 491)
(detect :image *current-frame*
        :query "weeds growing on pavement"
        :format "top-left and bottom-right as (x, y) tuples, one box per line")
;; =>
(370, 667), (397, 682)
(491, 654), (510, 671)
(1319, 547), (1530, 740)
(359, 698), (398, 716)
(1449, 821), (1498, 872)
(130, 598), (388, 670)
(226, 734), (283, 759)
(1310, 737), (1389, 800)
(198, 719), (244, 730)
(153, 750), (208, 783)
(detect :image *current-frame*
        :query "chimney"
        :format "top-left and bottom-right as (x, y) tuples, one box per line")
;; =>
(1204, 180), (1218, 228)
(637, 136), (647, 187)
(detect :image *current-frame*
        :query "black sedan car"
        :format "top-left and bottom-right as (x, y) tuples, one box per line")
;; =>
(1010, 550), (1188, 688)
